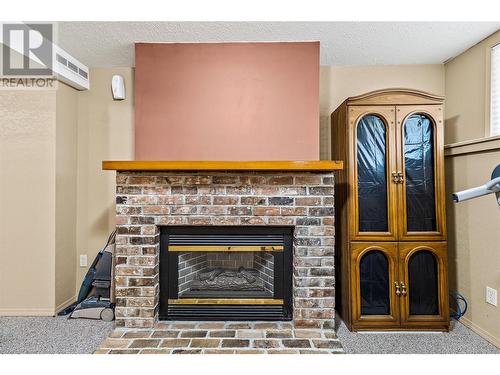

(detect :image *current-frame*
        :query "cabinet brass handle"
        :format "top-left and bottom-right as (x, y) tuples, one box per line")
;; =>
(391, 171), (399, 183)
(397, 172), (404, 184)
(400, 282), (407, 296)
(394, 281), (401, 296)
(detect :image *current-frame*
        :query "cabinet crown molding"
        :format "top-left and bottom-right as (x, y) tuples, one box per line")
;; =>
(346, 88), (445, 106)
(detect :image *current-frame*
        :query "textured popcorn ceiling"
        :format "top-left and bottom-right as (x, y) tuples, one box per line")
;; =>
(56, 22), (500, 67)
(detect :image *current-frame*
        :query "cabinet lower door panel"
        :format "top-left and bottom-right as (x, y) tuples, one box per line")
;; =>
(398, 242), (449, 329)
(351, 242), (400, 328)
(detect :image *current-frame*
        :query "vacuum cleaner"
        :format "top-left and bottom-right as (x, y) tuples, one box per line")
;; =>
(59, 230), (116, 322)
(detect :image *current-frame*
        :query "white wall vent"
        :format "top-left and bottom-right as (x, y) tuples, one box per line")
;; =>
(53, 46), (89, 90)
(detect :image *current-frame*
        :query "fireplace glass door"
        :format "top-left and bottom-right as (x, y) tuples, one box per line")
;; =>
(160, 226), (293, 320)
(177, 251), (275, 300)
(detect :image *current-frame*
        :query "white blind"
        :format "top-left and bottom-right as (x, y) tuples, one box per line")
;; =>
(491, 44), (500, 136)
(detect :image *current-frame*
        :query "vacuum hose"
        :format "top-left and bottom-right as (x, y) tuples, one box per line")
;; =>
(452, 176), (500, 202)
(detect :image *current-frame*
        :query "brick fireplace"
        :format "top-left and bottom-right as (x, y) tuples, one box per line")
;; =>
(107, 161), (341, 331)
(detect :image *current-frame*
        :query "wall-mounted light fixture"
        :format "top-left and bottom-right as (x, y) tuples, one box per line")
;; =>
(111, 75), (125, 100)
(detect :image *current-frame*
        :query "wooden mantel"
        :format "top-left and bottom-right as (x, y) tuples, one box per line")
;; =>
(102, 160), (343, 172)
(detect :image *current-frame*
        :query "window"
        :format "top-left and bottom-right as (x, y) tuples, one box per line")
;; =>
(491, 44), (500, 136)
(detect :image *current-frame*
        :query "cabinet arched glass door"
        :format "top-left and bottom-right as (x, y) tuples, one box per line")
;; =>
(398, 243), (449, 327)
(350, 106), (397, 240)
(408, 250), (439, 315)
(351, 243), (399, 326)
(397, 107), (446, 240)
(360, 250), (390, 315)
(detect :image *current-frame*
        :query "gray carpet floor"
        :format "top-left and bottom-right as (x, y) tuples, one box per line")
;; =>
(0, 316), (113, 354)
(336, 319), (500, 354)
(0, 316), (498, 354)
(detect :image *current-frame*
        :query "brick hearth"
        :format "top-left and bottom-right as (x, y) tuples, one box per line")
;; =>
(95, 321), (343, 354)
(113, 171), (335, 330)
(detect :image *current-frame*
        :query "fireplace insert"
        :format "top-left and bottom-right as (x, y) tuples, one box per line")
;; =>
(160, 226), (293, 320)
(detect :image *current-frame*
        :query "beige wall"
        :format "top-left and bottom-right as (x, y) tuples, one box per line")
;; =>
(319, 64), (445, 159)
(0, 90), (56, 315)
(445, 31), (500, 144)
(445, 30), (500, 347)
(0, 83), (79, 315)
(55, 82), (78, 310)
(445, 150), (500, 346)
(0, 70), (133, 315)
(76, 68), (134, 288)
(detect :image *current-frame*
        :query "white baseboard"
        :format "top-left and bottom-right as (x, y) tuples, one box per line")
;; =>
(459, 316), (500, 348)
(55, 295), (77, 314)
(0, 308), (55, 316)
(0, 295), (77, 317)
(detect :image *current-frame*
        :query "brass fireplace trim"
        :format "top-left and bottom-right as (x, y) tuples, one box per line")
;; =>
(168, 298), (284, 305)
(168, 245), (283, 252)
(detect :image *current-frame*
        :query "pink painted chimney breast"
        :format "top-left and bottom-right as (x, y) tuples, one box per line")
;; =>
(134, 42), (320, 160)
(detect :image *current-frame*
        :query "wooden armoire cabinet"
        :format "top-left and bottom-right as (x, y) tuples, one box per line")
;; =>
(331, 89), (449, 331)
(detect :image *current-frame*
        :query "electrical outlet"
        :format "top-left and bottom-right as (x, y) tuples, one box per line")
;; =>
(486, 286), (497, 306)
(79, 254), (88, 267)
